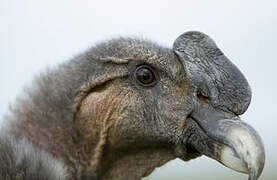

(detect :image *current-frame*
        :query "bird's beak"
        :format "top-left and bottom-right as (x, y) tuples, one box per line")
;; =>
(173, 31), (265, 180)
(186, 105), (265, 180)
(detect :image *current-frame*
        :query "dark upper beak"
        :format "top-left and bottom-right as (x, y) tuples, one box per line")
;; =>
(190, 105), (265, 180)
(173, 31), (265, 180)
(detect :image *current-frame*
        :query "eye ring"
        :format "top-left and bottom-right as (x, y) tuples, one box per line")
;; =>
(135, 65), (157, 87)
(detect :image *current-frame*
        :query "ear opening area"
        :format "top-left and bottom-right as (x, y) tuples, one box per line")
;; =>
(73, 78), (127, 176)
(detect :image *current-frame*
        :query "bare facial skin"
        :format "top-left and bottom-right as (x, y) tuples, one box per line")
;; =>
(173, 32), (264, 180)
(1, 31), (264, 180)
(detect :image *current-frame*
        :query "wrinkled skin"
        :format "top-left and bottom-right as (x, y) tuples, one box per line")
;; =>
(6, 31), (264, 180)
(73, 32), (264, 179)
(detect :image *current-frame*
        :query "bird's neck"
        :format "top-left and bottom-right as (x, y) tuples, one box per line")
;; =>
(74, 92), (176, 180)
(81, 146), (175, 180)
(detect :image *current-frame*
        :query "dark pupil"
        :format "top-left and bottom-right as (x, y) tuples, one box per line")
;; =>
(136, 67), (154, 84)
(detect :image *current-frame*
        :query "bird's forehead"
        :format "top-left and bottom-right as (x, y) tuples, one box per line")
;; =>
(92, 38), (185, 80)
(145, 52), (184, 80)
(124, 43), (184, 81)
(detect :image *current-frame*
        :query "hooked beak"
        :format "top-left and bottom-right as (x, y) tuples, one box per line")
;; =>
(184, 105), (265, 180)
(217, 119), (265, 179)
(173, 31), (265, 180)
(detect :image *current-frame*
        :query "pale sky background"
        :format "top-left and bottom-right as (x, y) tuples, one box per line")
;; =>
(0, 0), (276, 179)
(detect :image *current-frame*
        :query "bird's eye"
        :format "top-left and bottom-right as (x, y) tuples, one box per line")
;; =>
(135, 66), (157, 86)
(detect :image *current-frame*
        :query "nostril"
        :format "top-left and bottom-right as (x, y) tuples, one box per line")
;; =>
(197, 92), (210, 104)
